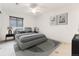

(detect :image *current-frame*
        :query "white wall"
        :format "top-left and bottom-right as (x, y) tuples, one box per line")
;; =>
(35, 6), (79, 43)
(0, 6), (2, 40)
(0, 7), (35, 41)
(1, 4), (79, 43)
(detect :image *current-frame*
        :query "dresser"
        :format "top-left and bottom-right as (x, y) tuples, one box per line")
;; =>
(72, 34), (79, 56)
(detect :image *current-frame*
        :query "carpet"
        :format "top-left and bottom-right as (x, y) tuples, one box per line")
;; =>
(14, 39), (60, 56)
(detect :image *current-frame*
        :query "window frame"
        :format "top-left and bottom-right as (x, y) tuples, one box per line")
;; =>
(9, 16), (24, 27)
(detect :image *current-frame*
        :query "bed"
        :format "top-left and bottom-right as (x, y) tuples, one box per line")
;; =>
(14, 27), (60, 56)
(14, 27), (48, 50)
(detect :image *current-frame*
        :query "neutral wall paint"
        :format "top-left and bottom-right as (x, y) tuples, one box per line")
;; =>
(0, 8), (35, 41)
(1, 4), (79, 43)
(35, 7), (79, 43)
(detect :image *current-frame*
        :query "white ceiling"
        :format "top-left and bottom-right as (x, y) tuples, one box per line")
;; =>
(0, 3), (79, 15)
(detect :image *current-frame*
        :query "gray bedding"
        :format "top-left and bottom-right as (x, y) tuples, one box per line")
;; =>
(19, 33), (46, 43)
(15, 33), (48, 50)
(15, 33), (35, 39)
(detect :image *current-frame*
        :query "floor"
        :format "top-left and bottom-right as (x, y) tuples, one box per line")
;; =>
(0, 40), (16, 56)
(50, 43), (71, 56)
(0, 40), (71, 56)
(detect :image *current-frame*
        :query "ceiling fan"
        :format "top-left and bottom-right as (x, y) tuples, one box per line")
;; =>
(16, 3), (41, 14)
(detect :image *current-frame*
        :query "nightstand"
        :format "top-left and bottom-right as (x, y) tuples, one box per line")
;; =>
(5, 34), (15, 41)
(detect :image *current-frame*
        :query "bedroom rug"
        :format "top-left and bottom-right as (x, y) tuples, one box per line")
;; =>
(14, 39), (61, 56)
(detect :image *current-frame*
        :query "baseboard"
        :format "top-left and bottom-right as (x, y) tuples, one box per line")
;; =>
(47, 37), (71, 44)
(0, 40), (6, 43)
(0, 39), (14, 43)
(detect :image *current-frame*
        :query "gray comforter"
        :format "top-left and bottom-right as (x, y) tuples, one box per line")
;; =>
(19, 33), (46, 43)
(15, 33), (48, 50)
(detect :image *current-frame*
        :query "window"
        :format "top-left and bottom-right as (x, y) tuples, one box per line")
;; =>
(9, 16), (23, 27)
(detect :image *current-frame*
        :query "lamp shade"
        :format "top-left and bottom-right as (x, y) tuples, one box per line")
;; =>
(7, 27), (12, 30)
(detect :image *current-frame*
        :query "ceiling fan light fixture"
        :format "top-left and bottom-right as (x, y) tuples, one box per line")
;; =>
(31, 7), (41, 14)
(15, 3), (41, 14)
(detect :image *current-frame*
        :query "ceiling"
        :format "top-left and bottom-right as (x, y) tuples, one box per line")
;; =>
(0, 3), (79, 15)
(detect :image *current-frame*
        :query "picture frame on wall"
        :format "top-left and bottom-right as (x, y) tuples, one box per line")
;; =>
(50, 12), (68, 25)
(50, 16), (57, 25)
(57, 13), (68, 25)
